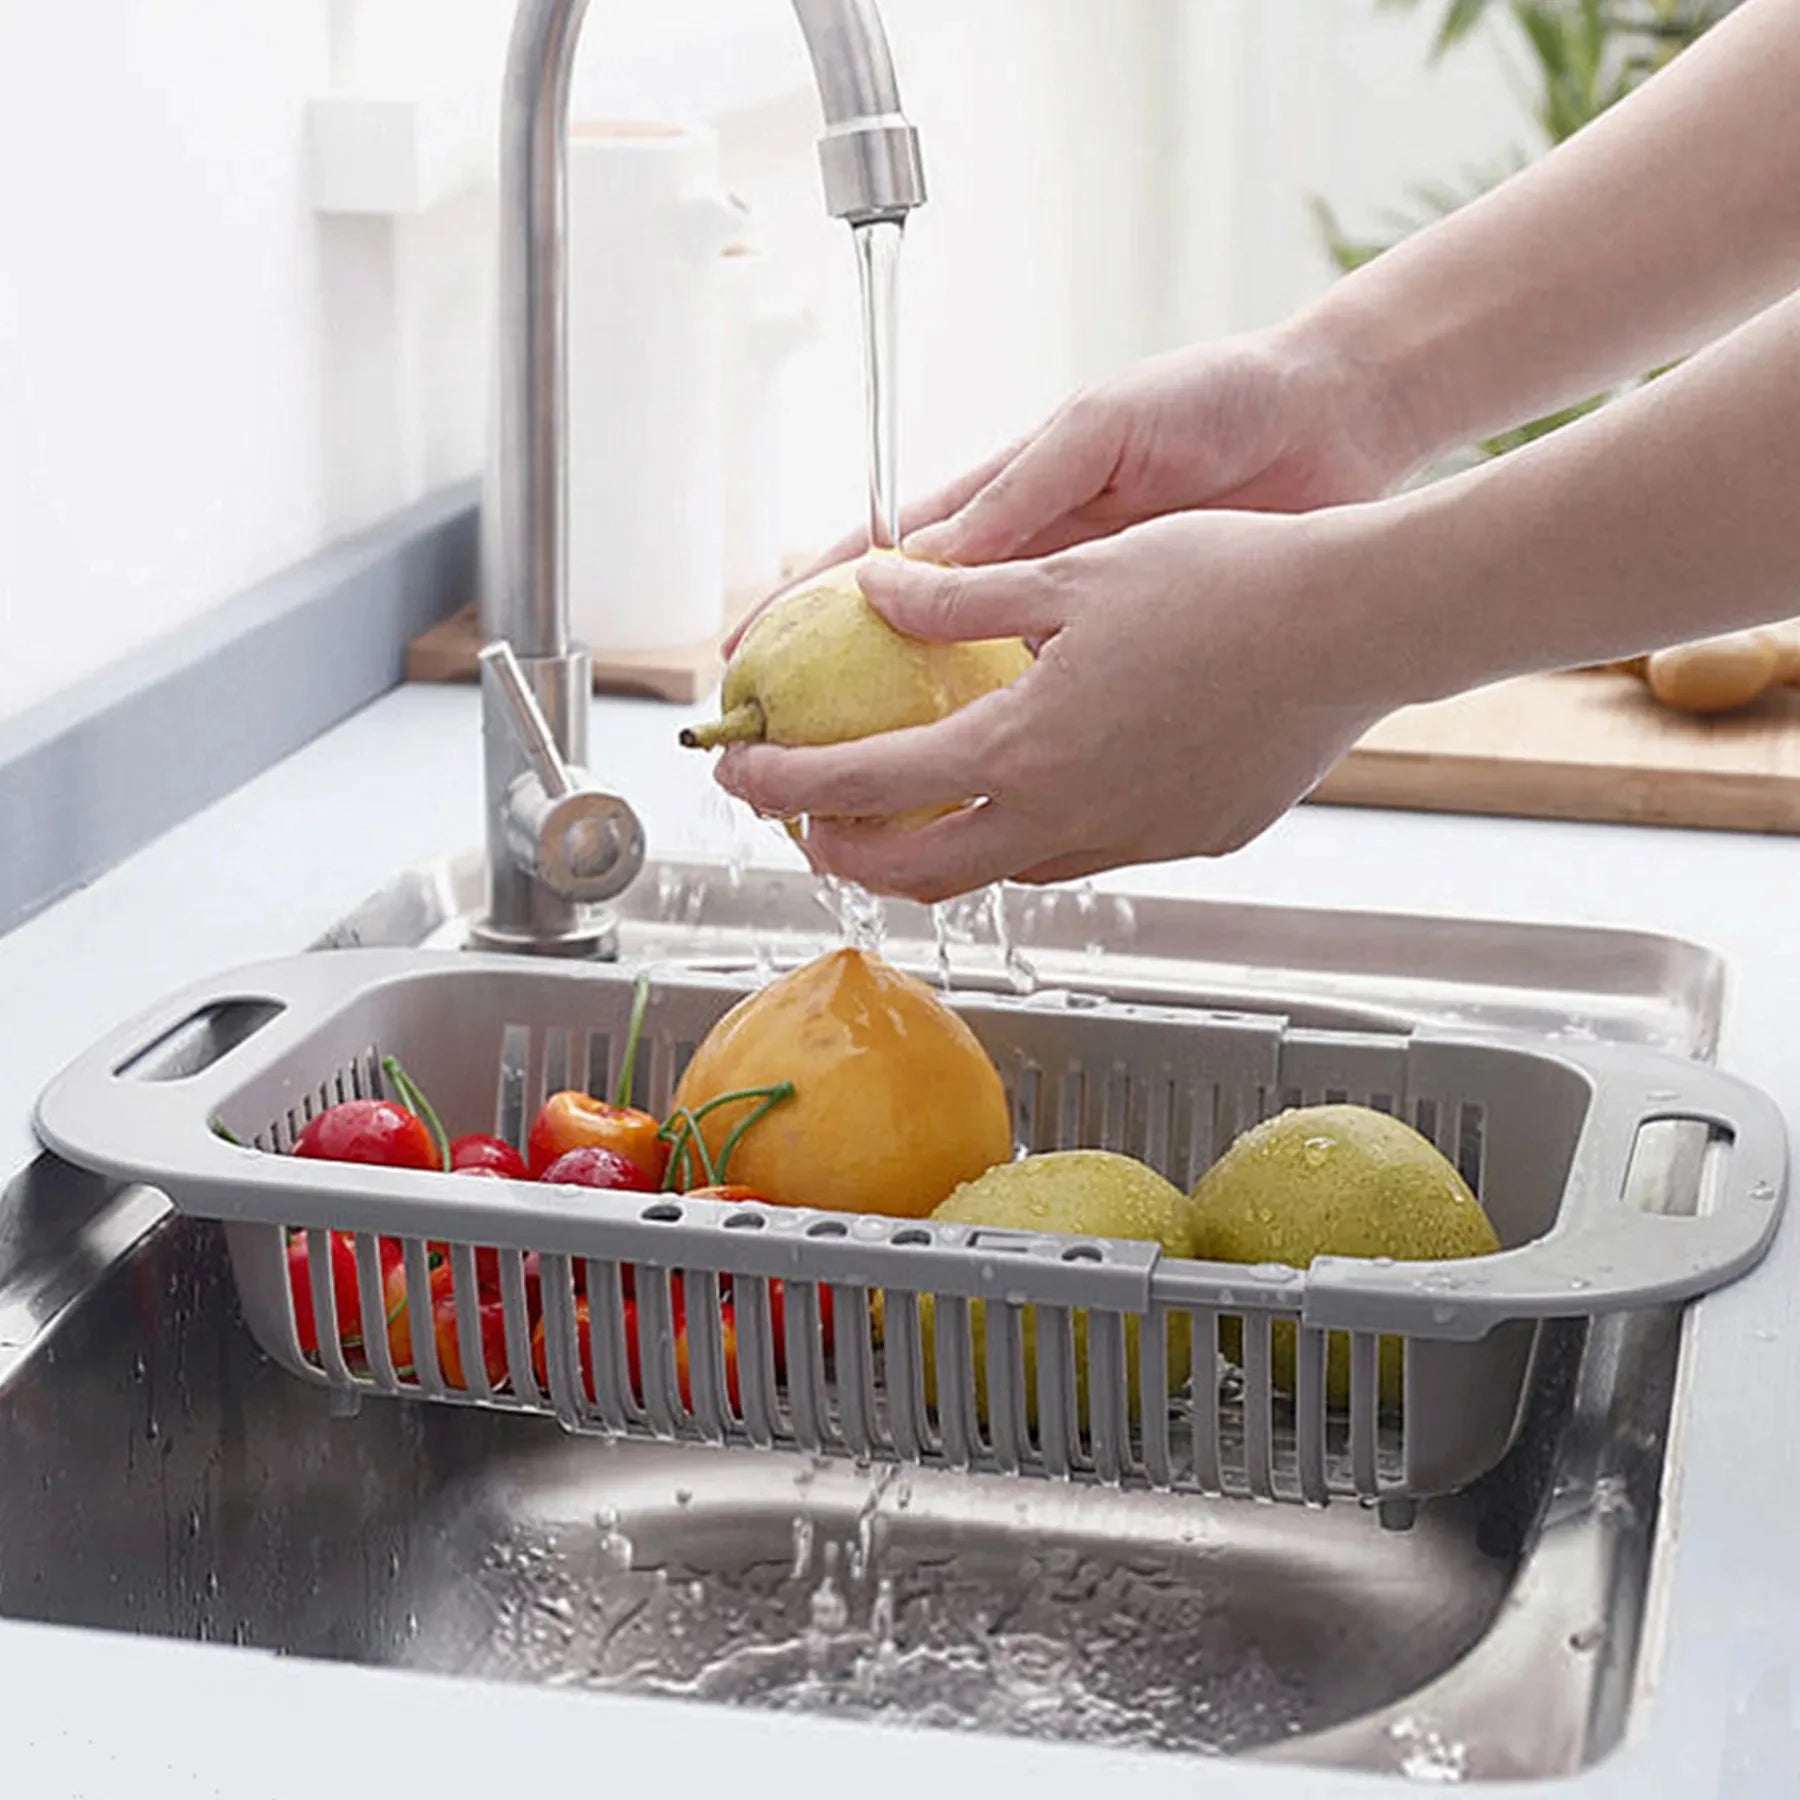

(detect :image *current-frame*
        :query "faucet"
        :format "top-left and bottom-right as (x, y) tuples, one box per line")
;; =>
(472, 0), (927, 956)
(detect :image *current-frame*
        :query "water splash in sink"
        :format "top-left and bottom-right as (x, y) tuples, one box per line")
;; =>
(457, 1521), (1311, 1754)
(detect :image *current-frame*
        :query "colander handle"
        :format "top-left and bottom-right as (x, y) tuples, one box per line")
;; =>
(1303, 1046), (1789, 1340)
(34, 951), (431, 1181)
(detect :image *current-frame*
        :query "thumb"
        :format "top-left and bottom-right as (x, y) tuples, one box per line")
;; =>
(857, 555), (1064, 645)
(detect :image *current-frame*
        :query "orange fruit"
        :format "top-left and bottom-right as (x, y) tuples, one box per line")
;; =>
(669, 947), (1012, 1217)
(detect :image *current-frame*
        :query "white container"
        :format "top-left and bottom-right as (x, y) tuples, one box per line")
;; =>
(564, 120), (742, 654)
(720, 244), (819, 598)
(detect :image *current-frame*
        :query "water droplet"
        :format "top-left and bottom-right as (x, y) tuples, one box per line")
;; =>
(1567, 1276), (1591, 1291)
(1751, 1180), (1776, 1201)
(1568, 1624), (1605, 1652)
(1430, 1303), (1457, 1326)
(1301, 1136), (1333, 1169)
(1646, 1088), (1678, 1104)
(674, 1487), (693, 1507)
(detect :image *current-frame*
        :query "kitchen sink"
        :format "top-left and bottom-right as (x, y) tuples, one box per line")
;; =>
(0, 856), (1726, 1779)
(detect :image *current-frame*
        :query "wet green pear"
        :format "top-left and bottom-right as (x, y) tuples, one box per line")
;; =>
(1190, 1104), (1501, 1407)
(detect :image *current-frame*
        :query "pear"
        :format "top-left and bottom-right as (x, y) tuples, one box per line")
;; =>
(1190, 1104), (1501, 1407)
(906, 1151), (1199, 1428)
(680, 555), (1031, 756)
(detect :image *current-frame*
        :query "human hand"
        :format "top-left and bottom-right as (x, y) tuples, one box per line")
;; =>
(715, 509), (1396, 902)
(724, 320), (1418, 657)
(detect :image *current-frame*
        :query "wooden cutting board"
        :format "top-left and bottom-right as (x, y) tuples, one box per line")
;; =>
(1313, 669), (1800, 834)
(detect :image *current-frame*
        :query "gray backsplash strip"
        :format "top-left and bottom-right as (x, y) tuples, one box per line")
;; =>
(0, 481), (478, 937)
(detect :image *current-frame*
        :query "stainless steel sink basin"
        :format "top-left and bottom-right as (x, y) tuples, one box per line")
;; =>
(0, 856), (1722, 1780)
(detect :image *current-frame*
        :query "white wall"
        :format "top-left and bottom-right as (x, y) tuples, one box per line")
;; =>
(0, 0), (1531, 725)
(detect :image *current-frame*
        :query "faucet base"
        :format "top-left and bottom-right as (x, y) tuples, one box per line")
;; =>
(468, 905), (619, 959)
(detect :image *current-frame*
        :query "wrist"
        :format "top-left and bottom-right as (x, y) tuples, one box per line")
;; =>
(1279, 280), (1465, 490)
(1299, 484), (1480, 716)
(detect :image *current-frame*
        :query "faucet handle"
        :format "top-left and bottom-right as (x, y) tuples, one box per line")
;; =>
(479, 640), (646, 906)
(479, 639), (580, 798)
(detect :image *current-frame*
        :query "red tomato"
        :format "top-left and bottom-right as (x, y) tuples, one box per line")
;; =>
(427, 1261), (511, 1391)
(450, 1133), (528, 1180)
(539, 1145), (659, 1191)
(528, 1091), (667, 1184)
(292, 1100), (439, 1170)
(286, 1231), (403, 1357)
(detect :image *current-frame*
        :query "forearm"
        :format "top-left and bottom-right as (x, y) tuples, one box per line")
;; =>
(1348, 284), (1800, 703)
(1295, 0), (1800, 471)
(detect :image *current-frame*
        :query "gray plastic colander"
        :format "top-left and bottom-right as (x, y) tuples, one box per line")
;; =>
(34, 948), (1788, 1507)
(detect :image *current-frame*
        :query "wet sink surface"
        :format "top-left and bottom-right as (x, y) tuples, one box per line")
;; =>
(0, 856), (1716, 1779)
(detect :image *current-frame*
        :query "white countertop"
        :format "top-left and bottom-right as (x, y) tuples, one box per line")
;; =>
(1, 681), (1796, 1796)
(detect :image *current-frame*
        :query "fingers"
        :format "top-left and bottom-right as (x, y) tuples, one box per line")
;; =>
(857, 555), (1066, 645)
(716, 688), (1019, 821)
(802, 803), (1052, 904)
(908, 397), (1122, 566)
(722, 439), (1030, 658)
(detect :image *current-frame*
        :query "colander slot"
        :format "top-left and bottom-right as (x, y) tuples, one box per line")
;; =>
(732, 1275), (780, 1446)
(1010, 1061), (1043, 1155)
(635, 1267), (686, 1435)
(355, 1232), (402, 1388)
(1023, 1304), (1071, 1476)
(1086, 1310), (1130, 1484)
(1056, 1065), (1088, 1152)
(1456, 1102), (1487, 1193)
(586, 1258), (643, 1429)
(982, 1300), (1030, 1472)
(495, 1026), (530, 1146)
(498, 1249), (543, 1407)
(1241, 1312), (1275, 1501)
(932, 1295), (981, 1470)
(832, 1285), (882, 1459)
(1139, 1310), (1172, 1487)
(1177, 1081), (1216, 1189)
(1142, 1077), (1177, 1177)
(679, 1268), (731, 1442)
(879, 1288), (931, 1461)
(1348, 1333), (1381, 1496)
(1099, 1066), (1131, 1155)
(1293, 1323), (1329, 1505)
(305, 1226), (355, 1386)
(583, 1030), (613, 1103)
(1190, 1308), (1223, 1493)
(541, 1029), (575, 1108)
(445, 1243), (499, 1401)
(784, 1276), (832, 1453)
(1413, 1096), (1443, 1158)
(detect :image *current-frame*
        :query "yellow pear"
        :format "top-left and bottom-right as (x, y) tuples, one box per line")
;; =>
(1190, 1104), (1500, 1407)
(906, 1151), (1198, 1428)
(680, 555), (1030, 828)
(669, 947), (1012, 1217)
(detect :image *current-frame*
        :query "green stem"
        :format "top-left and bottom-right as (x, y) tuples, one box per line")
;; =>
(210, 1116), (243, 1147)
(658, 1107), (719, 1186)
(713, 1081), (796, 1182)
(613, 972), (652, 1109)
(381, 1056), (450, 1172)
(679, 701), (765, 751)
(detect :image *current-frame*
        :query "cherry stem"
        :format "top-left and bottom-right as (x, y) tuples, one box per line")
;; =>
(381, 1056), (450, 1172)
(613, 972), (652, 1110)
(714, 1081), (795, 1182)
(657, 1107), (718, 1187)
